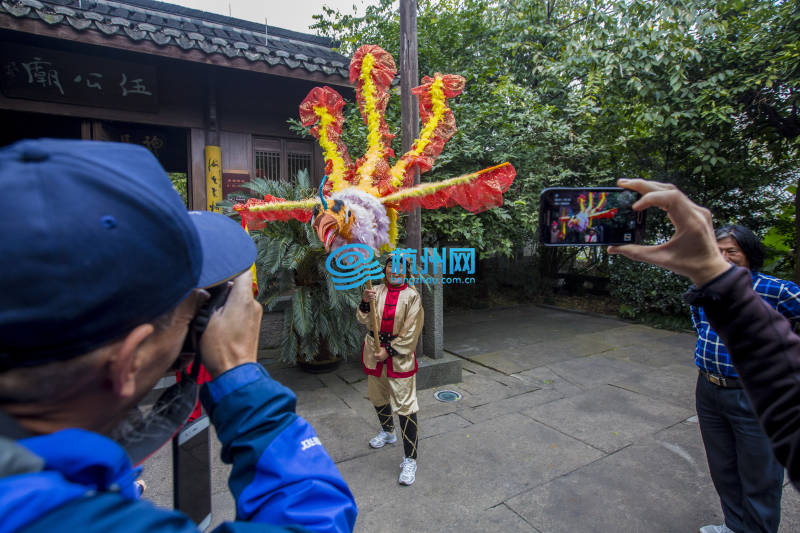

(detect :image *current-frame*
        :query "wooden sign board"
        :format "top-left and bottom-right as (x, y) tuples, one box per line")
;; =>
(222, 170), (250, 204)
(0, 42), (158, 112)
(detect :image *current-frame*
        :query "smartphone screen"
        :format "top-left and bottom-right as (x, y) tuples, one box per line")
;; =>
(172, 415), (212, 530)
(539, 187), (645, 246)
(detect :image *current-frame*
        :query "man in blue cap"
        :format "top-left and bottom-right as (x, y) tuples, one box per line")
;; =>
(0, 139), (357, 533)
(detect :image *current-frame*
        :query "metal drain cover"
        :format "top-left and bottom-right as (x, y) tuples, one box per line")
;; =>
(433, 389), (462, 402)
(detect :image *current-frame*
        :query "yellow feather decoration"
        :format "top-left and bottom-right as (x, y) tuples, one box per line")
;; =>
(248, 197), (319, 212)
(356, 53), (386, 190)
(389, 75), (447, 188)
(381, 163), (511, 204)
(386, 207), (398, 250)
(314, 105), (349, 191)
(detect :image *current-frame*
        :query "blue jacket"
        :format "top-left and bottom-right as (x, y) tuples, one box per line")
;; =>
(0, 363), (357, 533)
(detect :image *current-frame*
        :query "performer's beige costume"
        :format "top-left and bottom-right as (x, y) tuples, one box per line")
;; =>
(357, 282), (423, 415)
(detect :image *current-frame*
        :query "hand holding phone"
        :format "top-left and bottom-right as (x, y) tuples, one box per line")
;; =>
(199, 272), (263, 378)
(539, 187), (646, 246)
(608, 179), (730, 286)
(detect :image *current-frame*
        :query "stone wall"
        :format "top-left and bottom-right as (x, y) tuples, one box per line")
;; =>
(259, 311), (284, 350)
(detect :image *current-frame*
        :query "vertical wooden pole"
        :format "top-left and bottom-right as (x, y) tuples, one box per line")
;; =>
(400, 0), (422, 356)
(400, 0), (420, 252)
(365, 280), (381, 345)
(205, 75), (222, 213)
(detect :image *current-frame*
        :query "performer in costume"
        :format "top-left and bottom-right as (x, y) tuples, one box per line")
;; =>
(358, 257), (424, 486)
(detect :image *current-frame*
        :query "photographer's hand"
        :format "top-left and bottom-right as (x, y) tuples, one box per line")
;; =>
(200, 272), (263, 378)
(608, 179), (731, 286)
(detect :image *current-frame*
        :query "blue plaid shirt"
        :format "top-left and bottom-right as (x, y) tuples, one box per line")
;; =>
(691, 270), (800, 377)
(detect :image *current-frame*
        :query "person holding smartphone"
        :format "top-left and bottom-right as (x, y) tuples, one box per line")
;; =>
(0, 139), (357, 533)
(608, 179), (800, 523)
(686, 224), (800, 533)
(359, 256), (424, 486)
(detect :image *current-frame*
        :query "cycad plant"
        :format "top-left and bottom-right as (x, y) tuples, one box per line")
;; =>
(224, 170), (364, 364)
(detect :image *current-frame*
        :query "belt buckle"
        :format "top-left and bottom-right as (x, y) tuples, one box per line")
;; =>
(709, 374), (722, 386)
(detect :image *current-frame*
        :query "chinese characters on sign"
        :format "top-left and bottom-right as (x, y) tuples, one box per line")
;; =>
(0, 43), (158, 112)
(204, 146), (223, 213)
(222, 171), (251, 204)
(15, 57), (64, 95)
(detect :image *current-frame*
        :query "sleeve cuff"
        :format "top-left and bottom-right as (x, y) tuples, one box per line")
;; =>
(683, 265), (739, 306)
(204, 362), (268, 404)
(359, 301), (371, 312)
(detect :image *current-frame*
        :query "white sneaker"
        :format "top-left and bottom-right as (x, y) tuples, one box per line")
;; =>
(369, 430), (397, 448)
(699, 524), (734, 533)
(398, 457), (416, 485)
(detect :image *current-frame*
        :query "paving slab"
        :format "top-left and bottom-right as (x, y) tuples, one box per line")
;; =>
(505, 423), (722, 533)
(573, 323), (677, 348)
(507, 420), (799, 533)
(438, 503), (540, 533)
(419, 411), (472, 439)
(468, 336), (615, 374)
(339, 412), (604, 532)
(650, 329), (697, 352)
(601, 341), (690, 368)
(513, 366), (586, 403)
(545, 354), (652, 389)
(460, 389), (572, 424)
(612, 364), (699, 412)
(139, 303), (800, 532)
(443, 308), (623, 356)
(302, 410), (378, 463)
(521, 385), (694, 453)
(780, 484), (800, 532)
(456, 371), (530, 407)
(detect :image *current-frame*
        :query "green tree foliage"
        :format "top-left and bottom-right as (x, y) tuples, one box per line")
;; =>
(168, 172), (187, 206)
(310, 0), (799, 317)
(314, 0), (797, 245)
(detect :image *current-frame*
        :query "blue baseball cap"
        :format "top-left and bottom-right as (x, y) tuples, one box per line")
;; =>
(0, 139), (256, 370)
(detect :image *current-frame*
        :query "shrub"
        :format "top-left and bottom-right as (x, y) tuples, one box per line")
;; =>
(609, 256), (691, 326)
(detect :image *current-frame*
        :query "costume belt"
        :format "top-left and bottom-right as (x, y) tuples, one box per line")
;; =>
(369, 331), (397, 343)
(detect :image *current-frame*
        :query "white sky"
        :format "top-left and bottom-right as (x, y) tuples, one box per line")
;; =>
(166, 1), (374, 34)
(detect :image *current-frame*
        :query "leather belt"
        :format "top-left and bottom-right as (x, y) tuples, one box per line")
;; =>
(699, 369), (742, 389)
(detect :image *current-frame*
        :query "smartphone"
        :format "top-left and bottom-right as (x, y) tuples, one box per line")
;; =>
(539, 187), (645, 246)
(173, 415), (212, 530)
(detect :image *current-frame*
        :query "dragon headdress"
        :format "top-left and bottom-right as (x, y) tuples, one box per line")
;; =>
(234, 44), (516, 254)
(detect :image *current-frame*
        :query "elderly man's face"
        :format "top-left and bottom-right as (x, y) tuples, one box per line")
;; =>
(717, 236), (749, 270)
(127, 290), (207, 405)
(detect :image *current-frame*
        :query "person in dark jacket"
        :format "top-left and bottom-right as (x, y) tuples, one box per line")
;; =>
(688, 224), (799, 533)
(0, 139), (357, 533)
(608, 179), (800, 492)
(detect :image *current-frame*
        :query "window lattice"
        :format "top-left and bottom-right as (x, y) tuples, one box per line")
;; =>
(255, 150), (280, 180)
(287, 152), (312, 181)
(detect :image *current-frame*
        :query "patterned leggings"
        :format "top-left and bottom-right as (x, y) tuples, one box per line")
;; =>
(374, 404), (418, 459)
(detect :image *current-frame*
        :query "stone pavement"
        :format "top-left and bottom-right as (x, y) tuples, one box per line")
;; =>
(142, 304), (800, 532)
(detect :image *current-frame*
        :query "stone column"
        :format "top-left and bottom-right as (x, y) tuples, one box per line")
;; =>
(421, 247), (444, 359)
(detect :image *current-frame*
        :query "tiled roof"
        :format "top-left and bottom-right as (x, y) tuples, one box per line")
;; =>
(0, 0), (350, 81)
